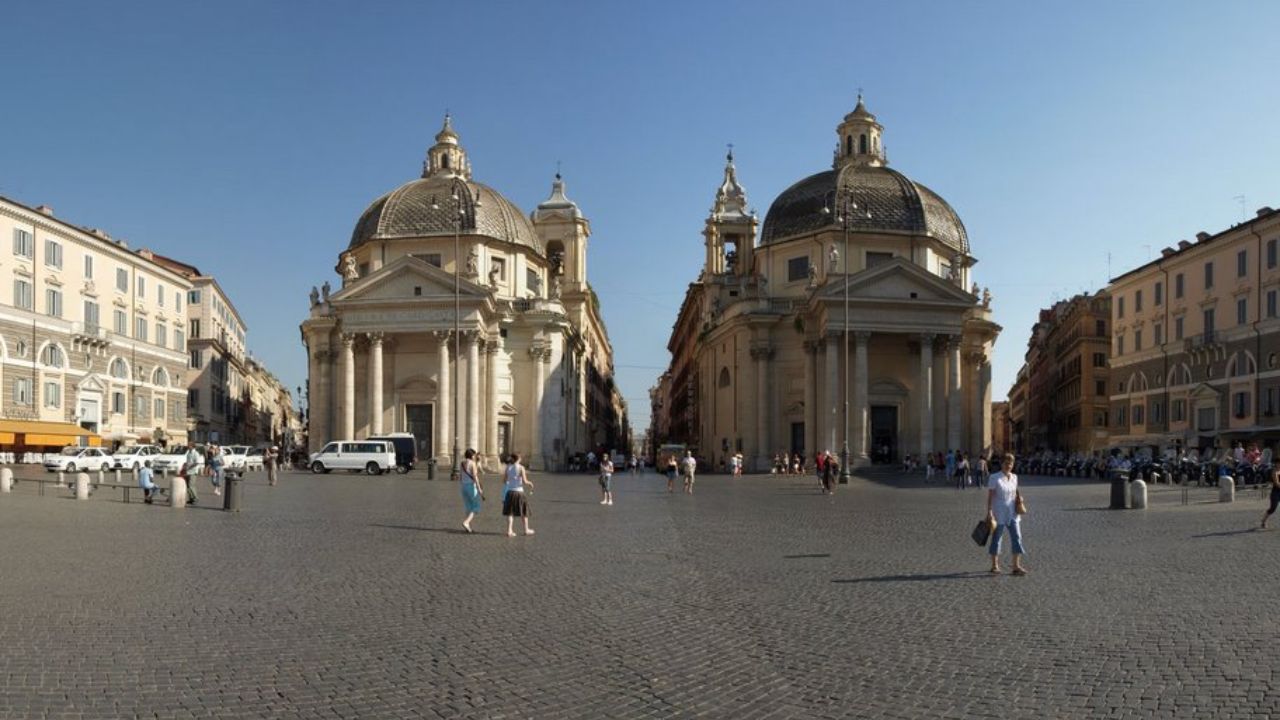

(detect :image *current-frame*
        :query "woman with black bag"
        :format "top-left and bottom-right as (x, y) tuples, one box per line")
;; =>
(986, 453), (1029, 575)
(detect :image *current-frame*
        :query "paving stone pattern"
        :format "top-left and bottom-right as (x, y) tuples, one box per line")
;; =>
(0, 467), (1277, 719)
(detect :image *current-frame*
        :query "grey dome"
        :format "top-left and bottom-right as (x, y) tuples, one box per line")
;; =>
(350, 175), (542, 256)
(760, 165), (968, 253)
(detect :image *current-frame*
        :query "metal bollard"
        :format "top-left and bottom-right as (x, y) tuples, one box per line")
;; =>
(1131, 478), (1148, 509)
(170, 475), (188, 509)
(75, 472), (90, 501)
(0, 467), (11, 493)
(1219, 476), (1235, 503)
(1109, 471), (1127, 509)
(223, 473), (241, 512)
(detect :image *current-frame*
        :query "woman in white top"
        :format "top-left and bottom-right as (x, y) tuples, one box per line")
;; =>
(502, 452), (535, 537)
(986, 453), (1029, 575)
(599, 456), (615, 506)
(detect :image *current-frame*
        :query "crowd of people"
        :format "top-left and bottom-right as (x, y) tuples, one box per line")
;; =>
(133, 444), (284, 505)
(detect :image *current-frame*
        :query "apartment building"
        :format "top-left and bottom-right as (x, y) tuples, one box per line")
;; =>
(0, 196), (191, 449)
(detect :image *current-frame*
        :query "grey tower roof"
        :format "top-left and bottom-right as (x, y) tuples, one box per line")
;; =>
(759, 164), (968, 253)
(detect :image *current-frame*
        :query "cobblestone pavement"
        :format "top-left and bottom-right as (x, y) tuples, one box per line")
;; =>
(0, 466), (1277, 719)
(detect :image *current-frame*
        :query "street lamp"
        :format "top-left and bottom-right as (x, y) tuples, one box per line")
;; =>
(822, 189), (870, 483)
(432, 186), (482, 482)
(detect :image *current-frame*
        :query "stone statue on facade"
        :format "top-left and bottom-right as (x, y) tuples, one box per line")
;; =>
(982, 287), (992, 308)
(971, 281), (980, 297)
(321, 281), (331, 304)
(529, 272), (543, 296)
(309, 286), (320, 307)
(807, 263), (818, 290)
(549, 272), (562, 299)
(488, 263), (500, 288)
(828, 245), (840, 275)
(465, 248), (479, 278)
(340, 252), (359, 284)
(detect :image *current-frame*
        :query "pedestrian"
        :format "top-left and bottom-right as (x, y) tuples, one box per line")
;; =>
(976, 453), (989, 489)
(138, 460), (164, 504)
(182, 445), (203, 505)
(822, 451), (840, 494)
(208, 444), (225, 496)
(502, 452), (534, 537)
(665, 454), (678, 493)
(945, 449), (956, 484)
(956, 452), (969, 490)
(265, 445), (279, 487)
(681, 450), (697, 494)
(986, 453), (1029, 575)
(599, 455), (615, 506)
(460, 448), (484, 533)
(1261, 464), (1280, 530)
(925, 451), (935, 481)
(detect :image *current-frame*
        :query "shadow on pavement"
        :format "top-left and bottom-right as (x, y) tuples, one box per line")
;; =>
(1191, 528), (1261, 539)
(831, 571), (991, 584)
(369, 523), (492, 536)
(783, 554), (831, 559)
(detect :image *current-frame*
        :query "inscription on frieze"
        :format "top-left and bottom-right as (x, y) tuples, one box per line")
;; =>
(344, 309), (474, 327)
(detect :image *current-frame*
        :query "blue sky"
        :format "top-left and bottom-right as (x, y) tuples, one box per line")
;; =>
(2, 1), (1277, 434)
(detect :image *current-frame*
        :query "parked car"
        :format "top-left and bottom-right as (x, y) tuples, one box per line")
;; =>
(44, 447), (113, 473)
(368, 433), (416, 474)
(222, 445), (251, 476)
(111, 444), (162, 470)
(153, 445), (202, 475)
(245, 447), (266, 472)
(309, 440), (396, 475)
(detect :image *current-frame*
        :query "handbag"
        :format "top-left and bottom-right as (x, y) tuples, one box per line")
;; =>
(971, 518), (995, 546)
(1015, 491), (1028, 515)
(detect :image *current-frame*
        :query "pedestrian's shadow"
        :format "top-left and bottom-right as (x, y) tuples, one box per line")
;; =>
(831, 571), (990, 584)
(1191, 528), (1261, 539)
(370, 523), (499, 536)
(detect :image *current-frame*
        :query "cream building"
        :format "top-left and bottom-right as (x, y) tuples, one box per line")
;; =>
(0, 196), (192, 449)
(243, 355), (298, 449)
(300, 116), (627, 470)
(1108, 205), (1280, 451)
(656, 97), (1000, 470)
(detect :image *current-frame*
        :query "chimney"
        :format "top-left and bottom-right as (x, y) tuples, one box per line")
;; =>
(1196, 231), (1211, 242)
(1160, 247), (1176, 257)
(1178, 240), (1192, 250)
(1258, 206), (1275, 217)
(35, 205), (54, 216)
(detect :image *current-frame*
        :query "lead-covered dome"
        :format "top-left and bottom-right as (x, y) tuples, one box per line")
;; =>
(348, 115), (543, 256)
(759, 96), (969, 254)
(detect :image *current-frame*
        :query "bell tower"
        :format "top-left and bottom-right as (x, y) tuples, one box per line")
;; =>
(834, 93), (885, 168)
(703, 148), (757, 277)
(423, 113), (472, 179)
(533, 171), (590, 293)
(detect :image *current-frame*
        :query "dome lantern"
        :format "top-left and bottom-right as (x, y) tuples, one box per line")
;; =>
(834, 93), (885, 169)
(423, 113), (471, 179)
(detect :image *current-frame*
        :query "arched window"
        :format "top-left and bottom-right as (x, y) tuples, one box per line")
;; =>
(152, 367), (168, 386)
(40, 344), (64, 368)
(442, 154), (451, 169)
(859, 134), (868, 154)
(844, 135), (852, 155)
(718, 367), (731, 388)
(110, 358), (128, 379)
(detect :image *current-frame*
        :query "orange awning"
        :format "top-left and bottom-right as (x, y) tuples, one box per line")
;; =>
(0, 420), (101, 447)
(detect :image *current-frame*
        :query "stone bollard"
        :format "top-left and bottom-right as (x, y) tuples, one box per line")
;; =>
(115, 468), (122, 485)
(59, 471), (66, 493)
(0, 467), (11, 493)
(1219, 476), (1235, 503)
(75, 472), (90, 500)
(170, 475), (188, 508)
(1131, 478), (1148, 509)
(1124, 478), (1133, 509)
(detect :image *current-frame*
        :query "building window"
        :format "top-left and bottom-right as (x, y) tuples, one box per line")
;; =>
(13, 279), (32, 310)
(174, 329), (185, 352)
(1154, 323), (1162, 346)
(1095, 410), (1109, 427)
(1175, 316), (1184, 340)
(134, 395), (148, 420)
(156, 323), (167, 348)
(1205, 262), (1214, 290)
(112, 391), (125, 415)
(1095, 319), (1106, 336)
(188, 289), (201, 305)
(1270, 290), (1278, 319)
(12, 377), (34, 406)
(137, 276), (145, 298)
(866, 251), (894, 268)
(114, 309), (127, 336)
(1093, 352), (1106, 367)
(1134, 329), (1143, 351)
(1154, 281), (1163, 306)
(84, 301), (100, 330)
(1096, 380), (1106, 396)
(188, 388), (199, 410)
(157, 283), (165, 307)
(787, 256), (809, 282)
(135, 318), (148, 342)
(190, 319), (200, 339)
(41, 344), (64, 368)
(1132, 404), (1145, 425)
(84, 255), (93, 279)
(1173, 399), (1186, 422)
(1238, 297), (1248, 325)
(1267, 388), (1276, 416)
(44, 239), (62, 269)
(1197, 406), (1216, 431)
(1234, 392), (1250, 418)
(1270, 239), (1278, 269)
(1117, 335), (1125, 356)
(1117, 405), (1127, 426)
(718, 367), (731, 388)
(190, 349), (202, 369)
(43, 381), (61, 409)
(116, 268), (128, 293)
(490, 257), (506, 280)
(13, 228), (34, 258)
(1117, 296), (1125, 318)
(1238, 249), (1248, 277)
(526, 268), (538, 293)
(1204, 308), (1215, 336)
(154, 398), (165, 420)
(1175, 273), (1184, 299)
(45, 288), (62, 318)
(110, 358), (128, 378)
(1135, 290), (1143, 312)
(1152, 401), (1163, 424)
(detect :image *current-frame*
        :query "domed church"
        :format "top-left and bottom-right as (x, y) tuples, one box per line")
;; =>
(655, 96), (1000, 470)
(301, 116), (628, 470)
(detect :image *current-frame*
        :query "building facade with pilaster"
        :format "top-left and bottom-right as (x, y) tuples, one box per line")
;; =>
(300, 116), (627, 470)
(655, 97), (1000, 471)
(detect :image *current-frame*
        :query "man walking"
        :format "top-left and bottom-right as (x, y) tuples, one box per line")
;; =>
(265, 445), (279, 487)
(681, 451), (697, 494)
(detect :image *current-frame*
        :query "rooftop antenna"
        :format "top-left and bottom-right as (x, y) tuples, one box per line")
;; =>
(1234, 195), (1247, 223)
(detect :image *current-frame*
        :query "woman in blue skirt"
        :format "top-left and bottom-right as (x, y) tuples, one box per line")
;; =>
(460, 448), (484, 533)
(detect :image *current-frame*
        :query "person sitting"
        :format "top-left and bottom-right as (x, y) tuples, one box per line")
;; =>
(138, 460), (165, 504)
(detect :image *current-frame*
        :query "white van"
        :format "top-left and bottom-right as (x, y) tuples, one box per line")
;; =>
(309, 440), (397, 475)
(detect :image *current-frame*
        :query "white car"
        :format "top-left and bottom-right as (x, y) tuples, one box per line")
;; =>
(222, 445), (250, 475)
(244, 448), (266, 472)
(152, 445), (203, 475)
(44, 447), (113, 473)
(309, 440), (396, 475)
(112, 444), (162, 470)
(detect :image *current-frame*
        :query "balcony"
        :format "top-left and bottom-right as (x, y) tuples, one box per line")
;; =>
(1184, 331), (1218, 351)
(71, 321), (111, 347)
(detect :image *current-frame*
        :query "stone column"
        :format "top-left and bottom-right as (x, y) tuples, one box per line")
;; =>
(530, 345), (547, 469)
(311, 349), (332, 453)
(435, 331), (451, 464)
(485, 339), (500, 463)
(948, 337), (963, 452)
(466, 332), (481, 453)
(825, 334), (839, 455)
(803, 340), (817, 457)
(367, 332), (384, 436)
(853, 331), (870, 460)
(919, 333), (935, 456)
(977, 353), (993, 454)
(340, 333), (355, 440)
(751, 345), (772, 471)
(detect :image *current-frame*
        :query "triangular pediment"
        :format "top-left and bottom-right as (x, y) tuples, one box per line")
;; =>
(498, 402), (519, 416)
(1189, 382), (1220, 400)
(331, 255), (491, 304)
(820, 258), (977, 304)
(76, 373), (108, 393)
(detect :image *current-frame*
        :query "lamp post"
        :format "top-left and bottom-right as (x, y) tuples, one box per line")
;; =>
(822, 190), (870, 482)
(432, 186), (482, 482)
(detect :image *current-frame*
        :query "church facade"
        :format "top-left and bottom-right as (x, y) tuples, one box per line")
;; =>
(654, 97), (1000, 470)
(300, 117), (627, 470)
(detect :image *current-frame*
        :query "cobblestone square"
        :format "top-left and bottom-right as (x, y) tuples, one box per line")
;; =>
(0, 469), (1276, 719)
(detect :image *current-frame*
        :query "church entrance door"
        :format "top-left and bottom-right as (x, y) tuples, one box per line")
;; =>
(869, 405), (897, 464)
(406, 404), (433, 460)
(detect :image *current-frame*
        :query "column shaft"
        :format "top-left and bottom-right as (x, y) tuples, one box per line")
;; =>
(853, 332), (869, 460)
(340, 334), (355, 440)
(368, 334), (383, 436)
(437, 332), (451, 463)
(919, 334), (934, 456)
(485, 342), (499, 463)
(803, 342), (816, 456)
(531, 348), (546, 469)
(466, 333), (481, 452)
(753, 348), (771, 472)
(825, 336), (839, 454)
(948, 339), (963, 451)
